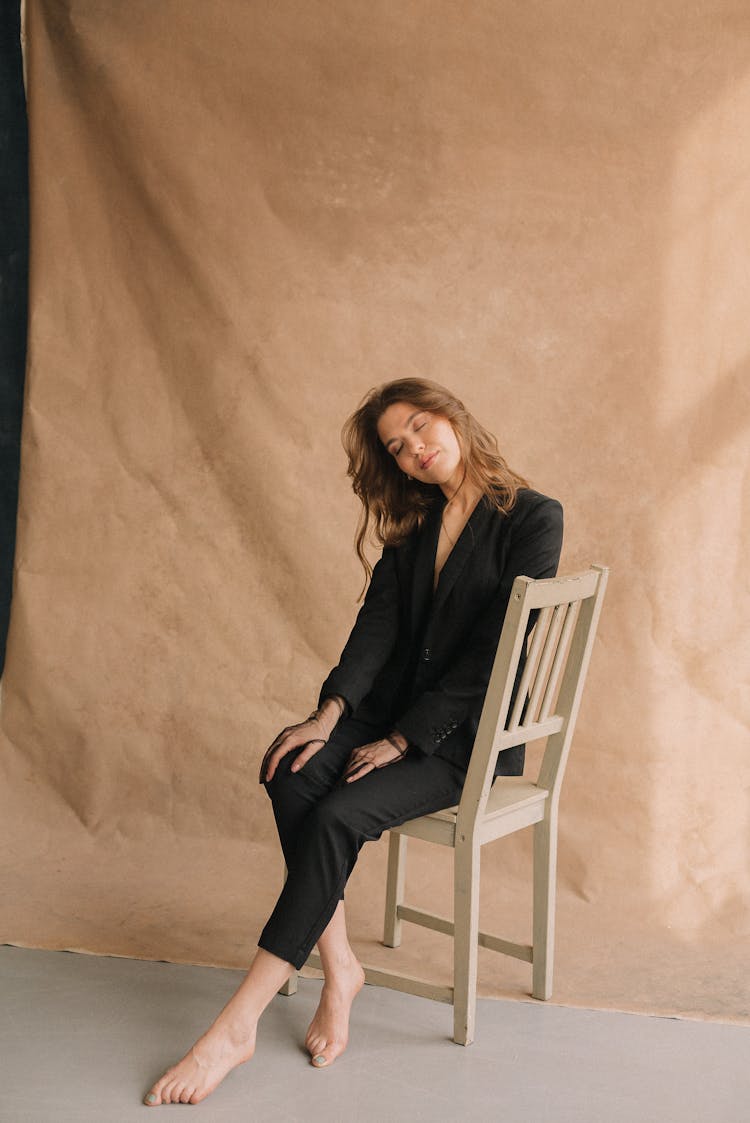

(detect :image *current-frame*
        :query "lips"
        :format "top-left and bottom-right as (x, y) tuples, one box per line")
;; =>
(419, 451), (438, 470)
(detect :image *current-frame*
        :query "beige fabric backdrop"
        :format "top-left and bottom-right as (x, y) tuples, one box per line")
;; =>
(1, 0), (748, 1022)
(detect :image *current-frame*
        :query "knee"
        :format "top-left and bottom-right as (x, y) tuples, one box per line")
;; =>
(264, 747), (328, 811)
(304, 790), (360, 842)
(264, 749), (300, 802)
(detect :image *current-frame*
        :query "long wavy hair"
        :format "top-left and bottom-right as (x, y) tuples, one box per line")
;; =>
(342, 378), (529, 584)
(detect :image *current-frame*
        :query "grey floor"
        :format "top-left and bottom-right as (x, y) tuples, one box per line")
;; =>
(0, 946), (747, 1123)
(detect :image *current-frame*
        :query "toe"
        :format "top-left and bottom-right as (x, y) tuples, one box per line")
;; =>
(144, 1075), (170, 1105)
(306, 1033), (323, 1056)
(161, 1081), (177, 1104)
(311, 1044), (341, 1068)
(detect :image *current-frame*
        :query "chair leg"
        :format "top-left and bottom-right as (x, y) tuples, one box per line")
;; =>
(532, 813), (557, 1000)
(452, 840), (480, 1045)
(383, 832), (407, 948)
(278, 970), (298, 996)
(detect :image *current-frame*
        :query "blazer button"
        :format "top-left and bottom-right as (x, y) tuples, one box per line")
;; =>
(422, 648), (431, 662)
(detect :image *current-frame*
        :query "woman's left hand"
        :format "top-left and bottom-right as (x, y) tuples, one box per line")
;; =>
(343, 737), (408, 783)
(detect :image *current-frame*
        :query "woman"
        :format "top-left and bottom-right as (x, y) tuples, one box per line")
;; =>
(144, 378), (563, 1106)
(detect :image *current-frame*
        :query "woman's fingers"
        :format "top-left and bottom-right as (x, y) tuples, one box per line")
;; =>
(262, 738), (305, 783)
(259, 737), (289, 783)
(263, 736), (325, 783)
(259, 728), (291, 782)
(259, 718), (323, 781)
(343, 756), (373, 782)
(344, 749), (378, 782)
(344, 739), (406, 783)
(290, 739), (326, 773)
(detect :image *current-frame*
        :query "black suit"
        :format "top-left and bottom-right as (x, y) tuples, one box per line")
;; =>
(259, 489), (563, 968)
(319, 487), (564, 775)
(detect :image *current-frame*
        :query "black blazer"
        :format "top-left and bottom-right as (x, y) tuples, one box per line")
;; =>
(319, 488), (564, 776)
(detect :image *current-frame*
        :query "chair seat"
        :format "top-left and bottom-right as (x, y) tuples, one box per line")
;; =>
(391, 777), (550, 847)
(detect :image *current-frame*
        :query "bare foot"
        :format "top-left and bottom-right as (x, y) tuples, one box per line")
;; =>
(305, 958), (365, 1068)
(143, 1019), (256, 1106)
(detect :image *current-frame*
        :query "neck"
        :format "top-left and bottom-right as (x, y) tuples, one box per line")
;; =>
(440, 469), (482, 515)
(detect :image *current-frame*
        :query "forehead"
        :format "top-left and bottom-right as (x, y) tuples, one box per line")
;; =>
(376, 401), (423, 443)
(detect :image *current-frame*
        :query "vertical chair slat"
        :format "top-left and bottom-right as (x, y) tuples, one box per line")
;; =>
(537, 569), (608, 797)
(525, 601), (568, 724)
(507, 605), (553, 729)
(539, 599), (579, 721)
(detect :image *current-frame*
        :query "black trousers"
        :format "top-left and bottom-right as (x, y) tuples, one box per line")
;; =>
(259, 717), (467, 970)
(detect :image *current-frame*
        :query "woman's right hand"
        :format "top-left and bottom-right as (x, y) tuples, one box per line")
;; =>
(259, 696), (345, 783)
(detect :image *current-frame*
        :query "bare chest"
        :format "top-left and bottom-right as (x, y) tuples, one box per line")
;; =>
(433, 502), (478, 590)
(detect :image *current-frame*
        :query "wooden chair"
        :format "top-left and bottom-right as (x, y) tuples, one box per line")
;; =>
(286, 564), (608, 1046)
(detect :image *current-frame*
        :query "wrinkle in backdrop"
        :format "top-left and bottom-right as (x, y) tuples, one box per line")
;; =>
(1, 0), (749, 1021)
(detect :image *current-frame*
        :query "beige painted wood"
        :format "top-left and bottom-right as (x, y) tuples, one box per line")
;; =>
(391, 812), (456, 846)
(278, 972), (298, 997)
(526, 602), (567, 723)
(397, 905), (454, 936)
(361, 966), (454, 1005)
(397, 906), (532, 961)
(478, 800), (547, 844)
(508, 605), (553, 728)
(383, 832), (407, 947)
(452, 839), (481, 1044)
(532, 813), (556, 999)
(478, 932), (533, 962)
(376, 564), (609, 1044)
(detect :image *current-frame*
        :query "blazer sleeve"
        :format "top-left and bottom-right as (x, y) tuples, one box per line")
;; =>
(394, 497), (563, 754)
(317, 545), (400, 714)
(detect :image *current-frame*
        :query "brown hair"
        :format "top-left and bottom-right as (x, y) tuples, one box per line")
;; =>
(342, 378), (529, 583)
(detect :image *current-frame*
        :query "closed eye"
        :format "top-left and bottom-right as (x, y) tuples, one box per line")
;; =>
(386, 412), (429, 457)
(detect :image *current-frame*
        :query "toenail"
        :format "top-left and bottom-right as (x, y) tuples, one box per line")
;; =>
(312, 1055), (327, 1066)
(145, 1093), (157, 1104)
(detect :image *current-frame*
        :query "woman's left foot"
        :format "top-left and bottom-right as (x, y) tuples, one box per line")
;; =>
(143, 1019), (256, 1106)
(305, 957), (365, 1068)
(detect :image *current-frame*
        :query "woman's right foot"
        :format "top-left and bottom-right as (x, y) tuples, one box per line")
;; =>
(305, 957), (365, 1068)
(144, 1018), (256, 1106)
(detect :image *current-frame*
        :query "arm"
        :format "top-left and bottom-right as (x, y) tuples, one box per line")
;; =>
(317, 545), (401, 714)
(261, 547), (401, 783)
(394, 497), (564, 753)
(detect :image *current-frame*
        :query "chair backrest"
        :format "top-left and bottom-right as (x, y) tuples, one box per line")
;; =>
(456, 565), (609, 832)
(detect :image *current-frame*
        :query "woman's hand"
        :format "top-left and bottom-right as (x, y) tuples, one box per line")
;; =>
(343, 732), (409, 783)
(259, 696), (345, 783)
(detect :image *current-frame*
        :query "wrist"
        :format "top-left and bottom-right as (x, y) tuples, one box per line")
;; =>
(386, 729), (409, 755)
(312, 696), (345, 738)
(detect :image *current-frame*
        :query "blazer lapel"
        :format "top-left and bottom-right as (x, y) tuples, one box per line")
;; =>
(431, 495), (491, 615)
(410, 495), (445, 637)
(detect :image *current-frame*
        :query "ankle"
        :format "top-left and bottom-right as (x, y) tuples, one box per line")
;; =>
(212, 1013), (257, 1049)
(324, 957), (364, 991)
(321, 946), (358, 973)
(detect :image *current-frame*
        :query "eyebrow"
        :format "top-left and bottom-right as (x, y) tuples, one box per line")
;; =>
(385, 410), (424, 450)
